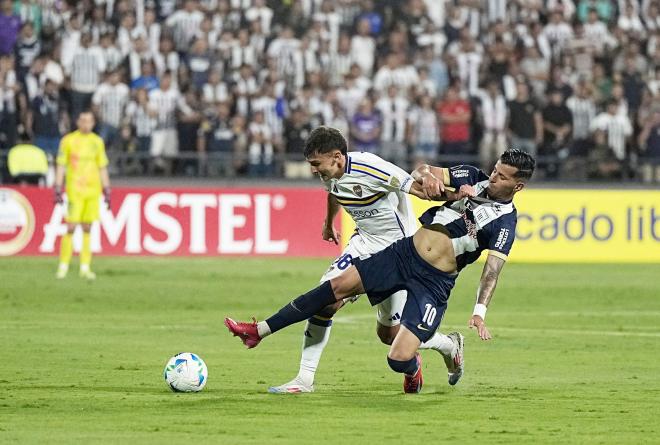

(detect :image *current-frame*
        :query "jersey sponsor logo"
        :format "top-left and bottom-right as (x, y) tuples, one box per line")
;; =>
(461, 211), (478, 239)
(0, 189), (36, 256)
(401, 177), (411, 191)
(352, 185), (363, 197)
(332, 184), (338, 193)
(347, 208), (380, 218)
(494, 228), (509, 249)
(451, 169), (470, 178)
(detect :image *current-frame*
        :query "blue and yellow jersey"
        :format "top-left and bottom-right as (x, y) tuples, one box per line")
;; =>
(323, 152), (417, 251)
(56, 130), (108, 199)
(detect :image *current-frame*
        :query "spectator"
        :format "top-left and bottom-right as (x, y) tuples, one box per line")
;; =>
(14, 22), (40, 84)
(507, 81), (543, 157)
(165, 0), (203, 53)
(131, 60), (159, 92)
(198, 101), (237, 176)
(186, 38), (213, 90)
(125, 88), (156, 172)
(408, 94), (439, 167)
(0, 54), (19, 149)
(541, 89), (573, 179)
(437, 84), (471, 159)
(99, 33), (123, 74)
(28, 79), (63, 158)
(148, 71), (194, 173)
(350, 97), (381, 154)
(65, 33), (106, 120)
(638, 108), (660, 183)
(245, 0), (273, 36)
(590, 98), (632, 178)
(0, 0), (20, 56)
(376, 85), (409, 167)
(247, 109), (275, 176)
(478, 79), (508, 170)
(92, 70), (130, 151)
(282, 107), (313, 178)
(351, 18), (375, 76)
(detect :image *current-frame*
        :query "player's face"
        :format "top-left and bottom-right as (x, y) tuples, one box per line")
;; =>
(77, 113), (95, 133)
(487, 161), (524, 200)
(306, 150), (344, 182)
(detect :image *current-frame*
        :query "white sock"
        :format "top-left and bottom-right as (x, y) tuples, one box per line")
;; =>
(297, 319), (332, 386)
(419, 332), (455, 357)
(80, 264), (90, 273)
(257, 321), (271, 338)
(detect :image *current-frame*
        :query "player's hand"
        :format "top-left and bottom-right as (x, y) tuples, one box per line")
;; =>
(322, 224), (340, 245)
(468, 315), (492, 341)
(421, 172), (444, 199)
(103, 187), (111, 209)
(54, 186), (64, 205)
(457, 184), (477, 200)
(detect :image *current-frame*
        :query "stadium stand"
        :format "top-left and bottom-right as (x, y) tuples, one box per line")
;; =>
(0, 0), (659, 183)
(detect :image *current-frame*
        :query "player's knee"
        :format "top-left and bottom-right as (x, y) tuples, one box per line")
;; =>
(66, 224), (76, 233)
(81, 223), (92, 232)
(376, 324), (398, 345)
(386, 356), (418, 374)
(316, 300), (342, 319)
(329, 266), (361, 299)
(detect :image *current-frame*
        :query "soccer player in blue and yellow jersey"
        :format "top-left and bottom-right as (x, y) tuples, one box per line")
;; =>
(54, 111), (111, 280)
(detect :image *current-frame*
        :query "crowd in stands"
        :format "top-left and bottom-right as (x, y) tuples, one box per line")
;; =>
(1, 0), (660, 183)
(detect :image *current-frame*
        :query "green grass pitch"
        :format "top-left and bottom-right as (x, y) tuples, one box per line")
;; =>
(1, 257), (659, 444)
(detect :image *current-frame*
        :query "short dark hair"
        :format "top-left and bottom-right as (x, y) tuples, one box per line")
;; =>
(500, 149), (535, 181)
(304, 126), (347, 158)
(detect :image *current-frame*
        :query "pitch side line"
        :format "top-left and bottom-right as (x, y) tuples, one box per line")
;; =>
(333, 314), (660, 337)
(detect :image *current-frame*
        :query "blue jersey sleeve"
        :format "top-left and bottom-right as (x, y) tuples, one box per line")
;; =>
(486, 213), (517, 259)
(447, 165), (489, 188)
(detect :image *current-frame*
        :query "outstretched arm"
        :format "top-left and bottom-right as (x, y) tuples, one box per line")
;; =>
(410, 164), (473, 201)
(410, 164), (447, 200)
(468, 253), (506, 340)
(322, 194), (341, 244)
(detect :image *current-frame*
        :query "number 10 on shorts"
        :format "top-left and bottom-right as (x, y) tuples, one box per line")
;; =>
(422, 304), (437, 327)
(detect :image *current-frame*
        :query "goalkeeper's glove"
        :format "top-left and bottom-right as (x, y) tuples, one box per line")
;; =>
(103, 187), (111, 208)
(54, 186), (64, 205)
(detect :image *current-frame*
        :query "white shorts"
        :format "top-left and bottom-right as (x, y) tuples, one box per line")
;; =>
(320, 234), (406, 327)
(150, 129), (179, 157)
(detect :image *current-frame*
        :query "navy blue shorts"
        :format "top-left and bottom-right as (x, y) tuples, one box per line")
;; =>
(352, 236), (457, 342)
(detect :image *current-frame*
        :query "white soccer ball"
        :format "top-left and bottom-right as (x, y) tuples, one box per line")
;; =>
(163, 352), (208, 392)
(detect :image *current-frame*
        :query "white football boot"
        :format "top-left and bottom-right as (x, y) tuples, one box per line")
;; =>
(268, 377), (314, 394)
(444, 332), (465, 386)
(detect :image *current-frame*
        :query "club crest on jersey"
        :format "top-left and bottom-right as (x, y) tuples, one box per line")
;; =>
(389, 176), (400, 188)
(352, 185), (363, 197)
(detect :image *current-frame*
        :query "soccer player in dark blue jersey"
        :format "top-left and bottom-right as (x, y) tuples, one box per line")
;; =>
(225, 149), (536, 393)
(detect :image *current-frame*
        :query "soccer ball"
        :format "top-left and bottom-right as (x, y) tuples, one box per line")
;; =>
(163, 352), (208, 392)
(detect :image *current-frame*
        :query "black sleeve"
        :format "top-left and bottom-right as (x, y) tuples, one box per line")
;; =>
(447, 165), (489, 188)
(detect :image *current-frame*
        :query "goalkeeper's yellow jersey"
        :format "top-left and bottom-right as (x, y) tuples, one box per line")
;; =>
(56, 130), (109, 199)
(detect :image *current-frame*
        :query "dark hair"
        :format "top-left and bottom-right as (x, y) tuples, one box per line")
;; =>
(500, 149), (535, 181)
(304, 126), (347, 158)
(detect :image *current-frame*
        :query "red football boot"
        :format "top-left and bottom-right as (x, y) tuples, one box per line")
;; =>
(403, 353), (423, 394)
(224, 317), (262, 349)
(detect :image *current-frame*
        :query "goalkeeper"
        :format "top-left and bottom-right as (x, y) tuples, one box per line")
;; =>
(54, 111), (111, 280)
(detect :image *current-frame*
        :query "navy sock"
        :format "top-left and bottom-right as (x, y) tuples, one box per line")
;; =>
(387, 356), (419, 375)
(265, 281), (336, 334)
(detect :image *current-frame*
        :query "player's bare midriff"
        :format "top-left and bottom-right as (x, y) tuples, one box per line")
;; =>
(412, 225), (458, 274)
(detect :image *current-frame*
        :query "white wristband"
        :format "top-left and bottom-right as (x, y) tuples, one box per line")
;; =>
(473, 303), (487, 320)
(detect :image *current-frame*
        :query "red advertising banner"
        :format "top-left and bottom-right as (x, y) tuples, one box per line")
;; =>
(0, 187), (341, 257)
